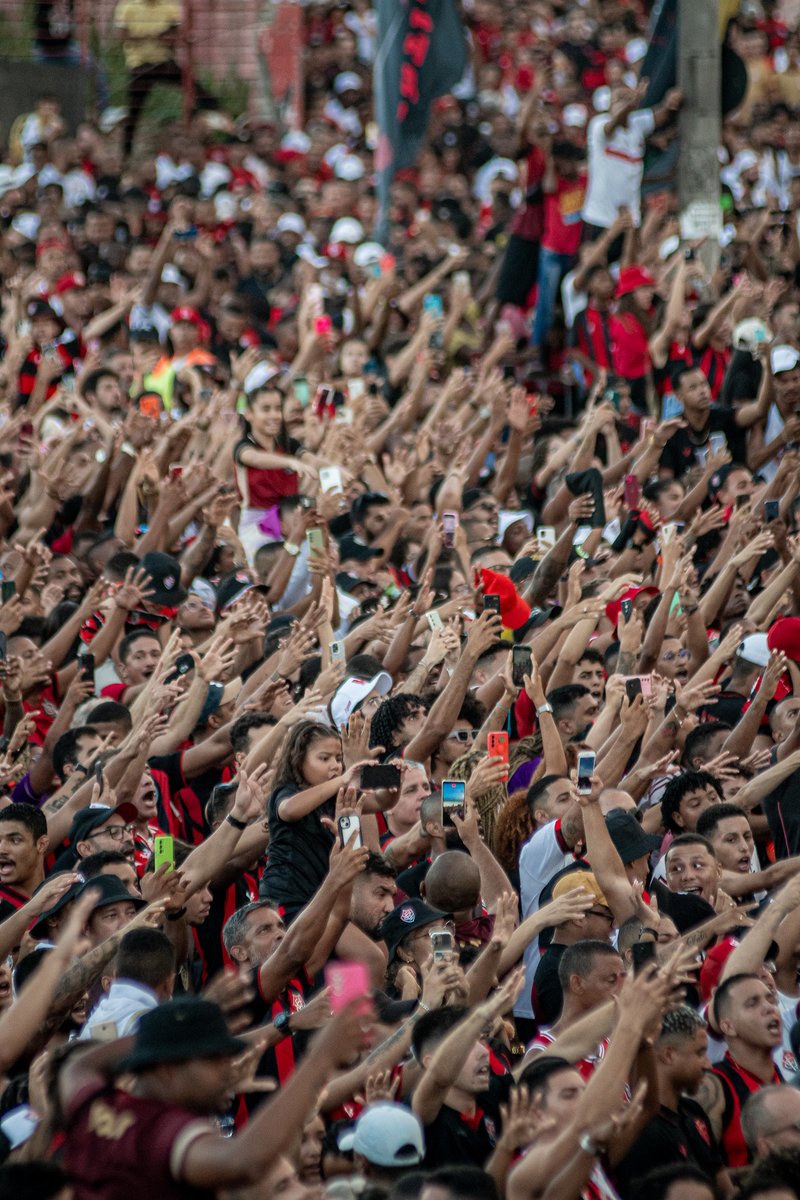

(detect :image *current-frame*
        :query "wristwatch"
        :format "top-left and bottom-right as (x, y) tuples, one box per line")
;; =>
(283, 542), (301, 557)
(536, 703), (554, 716)
(579, 1133), (604, 1156)
(273, 1009), (292, 1034)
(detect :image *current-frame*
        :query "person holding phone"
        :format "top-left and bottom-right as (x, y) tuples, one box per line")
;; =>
(234, 386), (319, 562)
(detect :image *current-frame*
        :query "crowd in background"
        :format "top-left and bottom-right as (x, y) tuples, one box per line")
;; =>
(4, 2), (800, 1200)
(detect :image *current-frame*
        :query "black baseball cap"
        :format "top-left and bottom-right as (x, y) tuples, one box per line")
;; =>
(605, 809), (660, 865)
(140, 552), (187, 607)
(378, 899), (448, 961)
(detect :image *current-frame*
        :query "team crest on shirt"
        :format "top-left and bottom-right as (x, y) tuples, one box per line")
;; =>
(693, 1117), (711, 1146)
(400, 906), (415, 923)
(164, 576), (175, 589)
(484, 1118), (496, 1144)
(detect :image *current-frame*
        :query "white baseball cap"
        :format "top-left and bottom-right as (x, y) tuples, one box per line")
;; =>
(330, 217), (365, 245)
(738, 633), (770, 668)
(338, 1102), (425, 1167)
(771, 345), (800, 375)
(276, 213), (307, 237)
(330, 673), (392, 730)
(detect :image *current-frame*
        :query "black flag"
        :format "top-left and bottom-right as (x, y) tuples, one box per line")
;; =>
(374, 0), (468, 241)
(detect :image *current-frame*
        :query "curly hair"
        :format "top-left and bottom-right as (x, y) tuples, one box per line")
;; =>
(447, 749), (506, 849)
(493, 789), (536, 875)
(369, 693), (428, 750)
(508, 733), (543, 781)
(273, 720), (340, 791)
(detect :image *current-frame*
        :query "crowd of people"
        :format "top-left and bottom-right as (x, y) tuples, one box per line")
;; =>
(5, 1), (800, 1199)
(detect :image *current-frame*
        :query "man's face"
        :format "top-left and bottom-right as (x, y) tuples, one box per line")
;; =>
(465, 496), (499, 537)
(536, 1066), (585, 1124)
(351, 871), (397, 937)
(88, 899), (137, 941)
(576, 952), (626, 1009)
(658, 637), (689, 683)
(185, 885), (213, 927)
(718, 978), (782, 1049)
(719, 469), (755, 507)
(233, 905), (285, 967)
(121, 636), (162, 684)
(664, 1027), (711, 1094)
(772, 697), (800, 744)
(568, 693), (599, 738)
(674, 786), (719, 832)
(80, 816), (135, 862)
(263, 1156), (313, 1200)
(452, 1039), (490, 1095)
(688, 728), (728, 769)
(533, 778), (575, 827)
(169, 1054), (237, 1114)
(774, 366), (800, 417)
(361, 504), (390, 541)
(707, 814), (754, 874)
(755, 1088), (800, 1154)
(666, 843), (721, 902)
(69, 733), (103, 775)
(0, 823), (44, 887)
(392, 768), (431, 829)
(47, 555), (83, 601)
(100, 860), (140, 894)
(573, 657), (604, 700)
(396, 705), (426, 745)
(677, 369), (712, 415)
(477, 548), (513, 573)
(178, 595), (216, 632)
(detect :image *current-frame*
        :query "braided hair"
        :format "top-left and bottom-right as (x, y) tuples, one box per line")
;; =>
(369, 693), (428, 750)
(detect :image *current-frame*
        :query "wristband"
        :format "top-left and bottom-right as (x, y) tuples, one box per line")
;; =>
(226, 813), (249, 831)
(166, 907), (187, 922)
(536, 703), (553, 716)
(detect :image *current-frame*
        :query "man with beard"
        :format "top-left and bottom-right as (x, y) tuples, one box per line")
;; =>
(695, 974), (785, 1167)
(46, 553), (84, 602)
(350, 853), (397, 937)
(613, 1006), (728, 1197)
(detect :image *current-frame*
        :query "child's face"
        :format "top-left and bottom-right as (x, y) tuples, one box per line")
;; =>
(303, 737), (343, 786)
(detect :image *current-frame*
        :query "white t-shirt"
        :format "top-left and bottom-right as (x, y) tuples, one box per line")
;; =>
(582, 109), (656, 229)
(517, 819), (577, 1018)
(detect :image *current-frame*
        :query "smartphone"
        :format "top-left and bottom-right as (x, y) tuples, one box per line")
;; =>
(94, 759), (104, 789)
(325, 960), (371, 1013)
(431, 930), (455, 963)
(735, 494), (750, 510)
(662, 523), (678, 545)
(487, 731), (509, 763)
(293, 376), (310, 406)
(442, 510), (458, 549)
(765, 499), (780, 523)
(632, 939), (657, 974)
(348, 378), (365, 401)
(319, 466), (343, 495)
(306, 528), (325, 553)
(423, 293), (444, 349)
(0, 581), (15, 604)
(426, 611), (443, 632)
(153, 835), (175, 872)
(709, 433), (727, 455)
(536, 526), (556, 551)
(314, 384), (336, 420)
(512, 645), (532, 687)
(165, 652), (194, 684)
(483, 594), (501, 614)
(168, 463), (183, 481)
(576, 750), (596, 796)
(78, 652), (95, 684)
(442, 778), (466, 815)
(624, 474), (641, 510)
(138, 394), (160, 420)
(329, 640), (346, 664)
(360, 763), (402, 790)
(337, 813), (362, 849)
(453, 270), (471, 292)
(620, 598), (633, 623)
(0, 633), (7, 663)
(335, 407), (354, 425)
(314, 315), (332, 337)
(625, 677), (643, 703)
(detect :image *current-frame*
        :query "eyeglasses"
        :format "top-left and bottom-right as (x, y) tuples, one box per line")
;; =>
(446, 729), (478, 742)
(87, 824), (134, 842)
(661, 649), (691, 662)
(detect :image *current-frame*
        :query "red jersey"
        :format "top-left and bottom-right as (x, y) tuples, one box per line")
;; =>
(62, 1081), (216, 1200)
(542, 174), (587, 255)
(610, 312), (651, 381)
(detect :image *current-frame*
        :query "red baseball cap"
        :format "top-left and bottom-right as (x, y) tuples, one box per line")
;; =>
(605, 585), (659, 628)
(53, 272), (86, 295)
(616, 264), (656, 298)
(479, 568), (531, 630)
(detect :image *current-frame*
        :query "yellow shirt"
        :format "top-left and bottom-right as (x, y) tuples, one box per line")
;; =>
(115, 0), (181, 69)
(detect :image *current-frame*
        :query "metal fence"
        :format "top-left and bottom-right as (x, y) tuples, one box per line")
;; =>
(0, 0), (305, 134)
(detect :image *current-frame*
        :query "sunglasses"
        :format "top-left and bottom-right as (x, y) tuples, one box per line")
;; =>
(446, 729), (479, 742)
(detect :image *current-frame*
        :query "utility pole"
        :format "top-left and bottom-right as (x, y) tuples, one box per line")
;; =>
(677, 0), (721, 273)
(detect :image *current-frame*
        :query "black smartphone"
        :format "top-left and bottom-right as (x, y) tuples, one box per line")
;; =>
(94, 760), (104, 789)
(632, 940), (657, 974)
(0, 633), (7, 663)
(165, 652), (195, 685)
(735, 494), (750, 510)
(625, 677), (643, 703)
(621, 598), (633, 623)
(512, 645), (532, 687)
(0, 581), (15, 604)
(483, 594), (501, 614)
(360, 764), (402, 790)
(79, 652), (95, 684)
(765, 499), (780, 523)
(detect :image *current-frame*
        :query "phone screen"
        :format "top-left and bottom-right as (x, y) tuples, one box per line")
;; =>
(576, 752), (595, 795)
(511, 646), (532, 687)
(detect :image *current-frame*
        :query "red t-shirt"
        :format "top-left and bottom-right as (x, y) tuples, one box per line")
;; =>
(233, 435), (299, 508)
(62, 1081), (216, 1200)
(542, 173), (587, 255)
(611, 311), (651, 381)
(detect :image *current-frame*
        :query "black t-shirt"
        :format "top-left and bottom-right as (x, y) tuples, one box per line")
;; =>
(763, 764), (800, 858)
(720, 349), (762, 407)
(700, 689), (749, 726)
(260, 785), (335, 914)
(532, 942), (567, 1025)
(659, 407), (746, 480)
(613, 1098), (723, 1197)
(422, 1075), (509, 1169)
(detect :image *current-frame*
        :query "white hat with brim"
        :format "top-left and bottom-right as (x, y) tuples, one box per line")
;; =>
(338, 1102), (424, 1167)
(331, 672), (392, 730)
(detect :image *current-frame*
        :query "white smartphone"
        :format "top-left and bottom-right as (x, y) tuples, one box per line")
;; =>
(426, 611), (443, 631)
(338, 814), (362, 849)
(709, 433), (727, 455)
(319, 466), (343, 495)
(536, 526), (556, 551)
(330, 640), (346, 664)
(662, 523), (678, 545)
(576, 751), (596, 796)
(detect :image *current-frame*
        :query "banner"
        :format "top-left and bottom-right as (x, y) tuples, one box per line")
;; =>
(374, 0), (467, 241)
